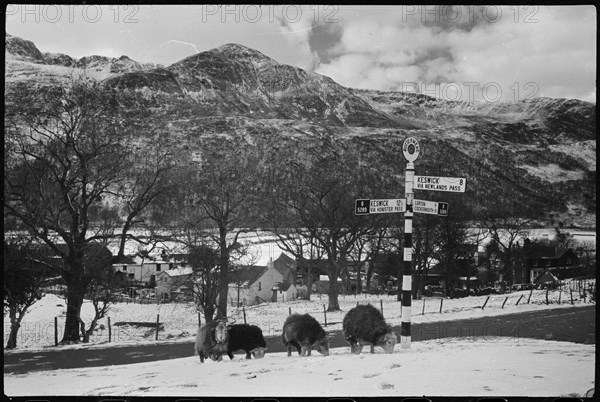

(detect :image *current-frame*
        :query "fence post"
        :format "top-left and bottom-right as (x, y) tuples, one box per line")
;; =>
(323, 304), (327, 326)
(198, 312), (202, 326)
(527, 288), (533, 304)
(289, 306), (292, 316)
(108, 316), (112, 343)
(558, 289), (562, 304)
(243, 306), (247, 324)
(516, 295), (523, 305)
(380, 299), (383, 315)
(545, 288), (549, 305)
(501, 297), (508, 309)
(155, 314), (160, 341)
(439, 298), (443, 313)
(54, 317), (58, 347)
(570, 288), (574, 305)
(481, 296), (490, 310)
(421, 298), (426, 315)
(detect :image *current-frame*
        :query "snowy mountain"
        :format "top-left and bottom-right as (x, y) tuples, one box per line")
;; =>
(5, 33), (160, 79)
(4, 34), (596, 227)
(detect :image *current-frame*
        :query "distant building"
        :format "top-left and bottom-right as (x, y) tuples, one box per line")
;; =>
(271, 281), (297, 302)
(227, 253), (296, 306)
(531, 269), (560, 288)
(524, 245), (580, 283)
(15, 241), (113, 273)
(297, 259), (366, 293)
(112, 252), (184, 286)
(155, 267), (194, 301)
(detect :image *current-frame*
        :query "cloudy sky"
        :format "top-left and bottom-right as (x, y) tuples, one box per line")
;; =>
(5, 5), (596, 102)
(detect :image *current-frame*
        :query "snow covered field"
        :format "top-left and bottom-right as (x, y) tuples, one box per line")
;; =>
(4, 281), (595, 397)
(3, 281), (595, 351)
(4, 338), (595, 397)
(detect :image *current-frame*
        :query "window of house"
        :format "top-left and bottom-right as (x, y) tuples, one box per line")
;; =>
(128, 273), (134, 279)
(169, 262), (174, 270)
(122, 265), (127, 272)
(156, 263), (161, 272)
(258, 282), (261, 291)
(567, 258), (572, 264)
(546, 260), (551, 267)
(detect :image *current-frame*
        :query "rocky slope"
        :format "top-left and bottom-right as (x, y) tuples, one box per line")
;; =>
(4, 34), (596, 227)
(6, 33), (160, 79)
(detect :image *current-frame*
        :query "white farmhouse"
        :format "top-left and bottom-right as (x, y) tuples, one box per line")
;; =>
(112, 254), (180, 285)
(228, 253), (297, 306)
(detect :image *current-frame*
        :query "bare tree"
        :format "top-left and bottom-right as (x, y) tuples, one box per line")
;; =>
(81, 258), (127, 342)
(482, 216), (530, 287)
(270, 136), (393, 311)
(274, 230), (324, 300)
(4, 75), (174, 343)
(151, 133), (270, 318)
(412, 214), (437, 299)
(3, 237), (53, 349)
(184, 244), (221, 323)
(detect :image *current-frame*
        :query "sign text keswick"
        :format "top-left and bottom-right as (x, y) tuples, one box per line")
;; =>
(414, 175), (466, 193)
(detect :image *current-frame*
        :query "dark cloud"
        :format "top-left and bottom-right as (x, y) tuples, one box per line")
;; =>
(308, 22), (344, 64)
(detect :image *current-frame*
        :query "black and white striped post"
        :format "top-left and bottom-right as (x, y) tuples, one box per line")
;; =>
(401, 137), (420, 349)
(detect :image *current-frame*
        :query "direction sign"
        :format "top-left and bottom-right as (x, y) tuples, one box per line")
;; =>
(355, 199), (406, 215)
(414, 175), (466, 193)
(413, 199), (449, 216)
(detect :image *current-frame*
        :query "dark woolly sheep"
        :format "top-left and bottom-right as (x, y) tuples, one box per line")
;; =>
(343, 304), (397, 354)
(282, 313), (329, 357)
(226, 324), (267, 359)
(194, 320), (229, 362)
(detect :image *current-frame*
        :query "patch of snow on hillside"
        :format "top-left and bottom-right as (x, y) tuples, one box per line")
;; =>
(518, 163), (585, 182)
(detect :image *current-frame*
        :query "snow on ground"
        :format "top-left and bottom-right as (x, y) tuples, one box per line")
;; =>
(3, 280), (595, 352)
(4, 338), (595, 397)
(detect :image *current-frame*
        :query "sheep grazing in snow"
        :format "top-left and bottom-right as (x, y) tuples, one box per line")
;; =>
(343, 304), (397, 354)
(282, 313), (329, 357)
(194, 320), (229, 363)
(226, 324), (267, 359)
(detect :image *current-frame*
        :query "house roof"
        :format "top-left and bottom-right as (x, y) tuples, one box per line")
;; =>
(533, 269), (560, 285)
(228, 265), (268, 286)
(272, 282), (295, 291)
(273, 253), (296, 277)
(525, 245), (574, 260)
(113, 256), (137, 265)
(112, 254), (172, 265)
(23, 242), (112, 268)
(161, 267), (193, 277)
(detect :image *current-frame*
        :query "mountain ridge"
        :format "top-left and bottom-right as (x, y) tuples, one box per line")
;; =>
(4, 33), (596, 227)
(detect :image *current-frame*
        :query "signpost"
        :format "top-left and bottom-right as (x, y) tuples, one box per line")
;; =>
(400, 137), (418, 349)
(354, 137), (466, 350)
